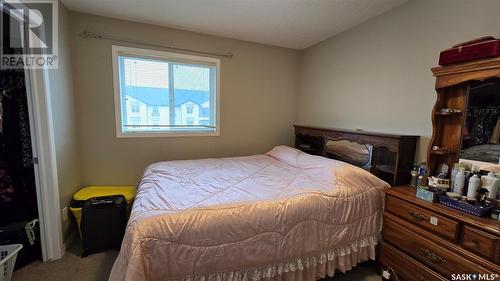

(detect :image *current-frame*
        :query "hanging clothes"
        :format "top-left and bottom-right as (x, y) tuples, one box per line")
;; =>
(0, 71), (42, 268)
(470, 113), (486, 145)
(0, 163), (14, 202)
(3, 85), (33, 168)
(467, 108), (500, 147)
(0, 75), (37, 224)
(490, 118), (500, 144)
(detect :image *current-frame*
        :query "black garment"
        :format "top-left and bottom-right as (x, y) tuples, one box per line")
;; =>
(466, 108), (500, 147)
(0, 78), (37, 224)
(0, 162), (14, 202)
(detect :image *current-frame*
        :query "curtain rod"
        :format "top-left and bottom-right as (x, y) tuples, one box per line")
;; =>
(78, 30), (234, 59)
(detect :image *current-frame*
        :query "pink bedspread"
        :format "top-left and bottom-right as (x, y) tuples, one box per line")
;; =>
(109, 146), (389, 281)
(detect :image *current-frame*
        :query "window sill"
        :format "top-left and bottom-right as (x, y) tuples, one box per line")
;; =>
(116, 130), (220, 138)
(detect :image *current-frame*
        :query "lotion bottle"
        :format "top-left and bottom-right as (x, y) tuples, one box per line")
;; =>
(482, 172), (500, 200)
(453, 168), (466, 195)
(466, 174), (481, 199)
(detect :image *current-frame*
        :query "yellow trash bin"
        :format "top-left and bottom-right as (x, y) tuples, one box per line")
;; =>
(69, 186), (136, 236)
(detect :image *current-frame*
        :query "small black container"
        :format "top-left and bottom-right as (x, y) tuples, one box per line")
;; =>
(80, 195), (127, 257)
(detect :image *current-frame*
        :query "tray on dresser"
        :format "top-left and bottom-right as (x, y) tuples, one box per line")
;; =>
(437, 195), (493, 217)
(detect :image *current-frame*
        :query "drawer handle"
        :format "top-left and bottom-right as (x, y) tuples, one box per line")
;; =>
(471, 239), (480, 246)
(420, 248), (447, 264)
(409, 211), (427, 221)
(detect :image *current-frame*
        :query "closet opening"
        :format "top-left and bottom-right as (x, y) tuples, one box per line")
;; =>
(0, 69), (42, 269)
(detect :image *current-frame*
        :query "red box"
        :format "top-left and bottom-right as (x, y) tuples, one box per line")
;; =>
(439, 36), (500, 65)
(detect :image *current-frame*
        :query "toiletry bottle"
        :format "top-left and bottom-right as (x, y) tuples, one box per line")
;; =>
(417, 161), (426, 188)
(463, 170), (472, 198)
(410, 165), (418, 187)
(450, 163), (459, 192)
(463, 166), (479, 198)
(496, 173), (500, 200)
(481, 172), (500, 200)
(418, 161), (427, 177)
(467, 174), (481, 199)
(477, 188), (489, 205)
(453, 167), (466, 195)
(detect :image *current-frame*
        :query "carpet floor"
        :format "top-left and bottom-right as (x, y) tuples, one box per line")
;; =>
(11, 241), (382, 281)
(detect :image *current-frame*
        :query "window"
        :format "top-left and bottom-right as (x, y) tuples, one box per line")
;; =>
(131, 101), (140, 113)
(200, 108), (209, 118)
(129, 117), (142, 125)
(112, 45), (220, 137)
(151, 106), (160, 117)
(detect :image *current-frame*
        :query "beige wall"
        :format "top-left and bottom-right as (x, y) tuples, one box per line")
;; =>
(53, 0), (500, 240)
(297, 0), (500, 162)
(48, 3), (81, 240)
(69, 12), (300, 185)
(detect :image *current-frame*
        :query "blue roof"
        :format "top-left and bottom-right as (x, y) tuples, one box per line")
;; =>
(124, 86), (209, 106)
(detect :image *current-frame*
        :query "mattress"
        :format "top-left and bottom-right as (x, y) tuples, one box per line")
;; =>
(109, 146), (389, 281)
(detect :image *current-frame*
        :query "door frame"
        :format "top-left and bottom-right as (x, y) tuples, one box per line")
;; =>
(8, 0), (64, 262)
(4, 0), (65, 261)
(24, 66), (63, 261)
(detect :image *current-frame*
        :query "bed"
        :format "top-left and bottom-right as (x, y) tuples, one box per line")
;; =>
(109, 146), (389, 281)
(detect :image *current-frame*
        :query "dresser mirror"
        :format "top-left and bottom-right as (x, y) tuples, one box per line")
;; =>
(459, 79), (500, 172)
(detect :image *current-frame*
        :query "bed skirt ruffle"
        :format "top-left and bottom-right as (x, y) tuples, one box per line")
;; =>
(171, 235), (378, 281)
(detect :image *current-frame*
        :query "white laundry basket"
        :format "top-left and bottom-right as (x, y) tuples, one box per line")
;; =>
(0, 244), (23, 281)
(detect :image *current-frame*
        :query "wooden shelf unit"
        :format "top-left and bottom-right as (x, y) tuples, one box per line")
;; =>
(381, 56), (500, 281)
(428, 57), (500, 176)
(434, 111), (463, 116)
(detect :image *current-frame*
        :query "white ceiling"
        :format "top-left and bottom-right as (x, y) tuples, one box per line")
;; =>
(61, 0), (407, 50)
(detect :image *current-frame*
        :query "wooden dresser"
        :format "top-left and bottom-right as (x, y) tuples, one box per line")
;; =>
(380, 186), (500, 281)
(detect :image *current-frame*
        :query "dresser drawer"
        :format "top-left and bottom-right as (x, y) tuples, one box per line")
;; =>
(380, 241), (447, 281)
(383, 213), (491, 278)
(462, 225), (500, 264)
(386, 195), (459, 241)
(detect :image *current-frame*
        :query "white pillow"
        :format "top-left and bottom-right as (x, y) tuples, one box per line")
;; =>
(265, 146), (302, 166)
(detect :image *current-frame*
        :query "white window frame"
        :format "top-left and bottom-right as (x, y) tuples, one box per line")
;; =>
(112, 45), (221, 138)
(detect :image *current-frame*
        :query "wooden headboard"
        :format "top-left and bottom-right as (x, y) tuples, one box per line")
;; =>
(294, 125), (419, 186)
